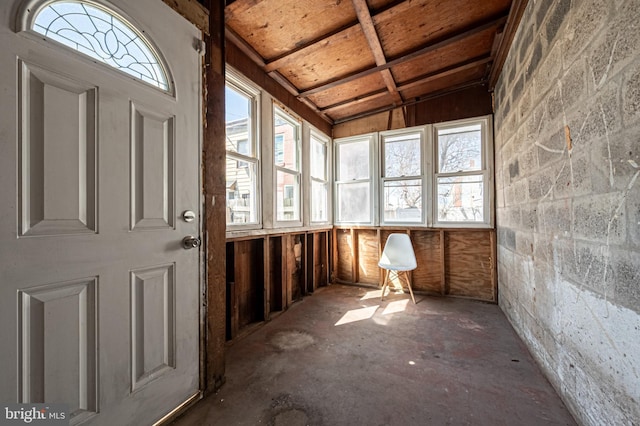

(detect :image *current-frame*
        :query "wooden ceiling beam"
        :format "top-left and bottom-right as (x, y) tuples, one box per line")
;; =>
(333, 80), (487, 125)
(226, 27), (266, 67)
(489, 0), (529, 88)
(351, 0), (402, 105)
(299, 13), (508, 98)
(268, 71), (333, 123)
(320, 55), (492, 113)
(263, 24), (362, 73)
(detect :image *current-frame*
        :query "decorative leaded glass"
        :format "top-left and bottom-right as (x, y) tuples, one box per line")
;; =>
(32, 1), (169, 91)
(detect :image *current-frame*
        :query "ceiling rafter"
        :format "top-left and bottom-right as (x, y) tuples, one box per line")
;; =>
(333, 80), (488, 125)
(351, 0), (402, 105)
(320, 54), (493, 113)
(298, 13), (508, 98)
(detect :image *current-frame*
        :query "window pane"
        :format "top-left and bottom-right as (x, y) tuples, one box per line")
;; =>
(226, 86), (252, 155)
(337, 182), (370, 222)
(276, 171), (299, 221)
(33, 2), (169, 90)
(226, 158), (257, 224)
(384, 133), (421, 177)
(311, 181), (328, 222)
(338, 141), (369, 180)
(437, 175), (484, 222)
(383, 179), (422, 222)
(438, 124), (482, 173)
(310, 135), (327, 180)
(274, 110), (300, 171)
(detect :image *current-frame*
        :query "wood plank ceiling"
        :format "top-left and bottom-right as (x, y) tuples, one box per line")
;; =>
(225, 0), (524, 125)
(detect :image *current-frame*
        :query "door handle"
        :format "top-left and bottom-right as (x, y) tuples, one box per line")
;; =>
(182, 235), (201, 249)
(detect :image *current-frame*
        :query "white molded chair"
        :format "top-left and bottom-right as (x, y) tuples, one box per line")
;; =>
(378, 233), (417, 304)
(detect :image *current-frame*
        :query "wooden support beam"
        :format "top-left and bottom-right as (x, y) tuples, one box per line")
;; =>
(351, 0), (402, 105)
(489, 0), (529, 88)
(333, 80), (487, 124)
(203, 0), (226, 393)
(299, 14), (507, 98)
(440, 230), (446, 295)
(226, 27), (266, 67)
(320, 55), (491, 113)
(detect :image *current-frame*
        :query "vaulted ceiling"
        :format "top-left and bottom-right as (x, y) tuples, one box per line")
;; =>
(224, 0), (526, 125)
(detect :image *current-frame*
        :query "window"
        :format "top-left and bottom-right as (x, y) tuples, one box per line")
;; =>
(31, 1), (169, 91)
(310, 131), (329, 223)
(381, 129), (425, 224)
(333, 116), (492, 228)
(226, 72), (260, 226)
(274, 106), (301, 222)
(334, 134), (375, 224)
(434, 118), (492, 226)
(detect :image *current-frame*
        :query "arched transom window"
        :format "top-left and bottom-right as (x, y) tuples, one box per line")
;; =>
(31, 1), (170, 91)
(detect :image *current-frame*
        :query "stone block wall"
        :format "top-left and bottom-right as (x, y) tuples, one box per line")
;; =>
(494, 0), (640, 424)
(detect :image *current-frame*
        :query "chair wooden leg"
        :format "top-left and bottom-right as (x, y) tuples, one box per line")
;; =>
(404, 271), (416, 304)
(381, 269), (389, 301)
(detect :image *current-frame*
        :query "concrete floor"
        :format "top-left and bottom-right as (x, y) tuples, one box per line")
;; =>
(173, 284), (577, 426)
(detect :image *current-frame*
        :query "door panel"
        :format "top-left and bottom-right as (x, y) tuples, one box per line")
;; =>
(0, 1), (202, 424)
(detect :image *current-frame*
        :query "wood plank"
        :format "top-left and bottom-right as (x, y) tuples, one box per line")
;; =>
(308, 73), (386, 109)
(234, 240), (264, 329)
(489, 0), (529, 88)
(298, 14), (507, 98)
(333, 108), (405, 138)
(336, 229), (354, 282)
(440, 230), (446, 295)
(357, 229), (379, 284)
(268, 236), (284, 313)
(226, 40), (332, 133)
(162, 0), (209, 34)
(204, 0), (226, 391)
(411, 230), (442, 294)
(351, 229), (359, 283)
(445, 230), (495, 302)
(226, 0), (357, 60)
(351, 0), (402, 104)
(373, 0), (511, 58)
(406, 84), (492, 127)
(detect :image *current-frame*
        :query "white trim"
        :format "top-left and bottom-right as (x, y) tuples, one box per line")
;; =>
(225, 67), (262, 230)
(273, 104), (303, 227)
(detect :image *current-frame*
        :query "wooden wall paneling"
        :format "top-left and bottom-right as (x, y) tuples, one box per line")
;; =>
(411, 230), (443, 294)
(313, 232), (329, 289)
(306, 233), (314, 293)
(283, 234), (292, 306)
(234, 240), (265, 331)
(263, 237), (270, 320)
(490, 230), (497, 302)
(291, 234), (305, 301)
(405, 85), (492, 127)
(225, 242), (235, 341)
(335, 228), (353, 282)
(351, 229), (359, 283)
(440, 230), (447, 295)
(357, 229), (379, 284)
(268, 236), (284, 314)
(444, 230), (495, 302)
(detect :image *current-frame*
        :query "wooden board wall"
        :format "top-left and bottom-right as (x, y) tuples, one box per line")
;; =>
(336, 227), (496, 303)
(357, 229), (380, 284)
(445, 231), (495, 301)
(335, 228), (354, 282)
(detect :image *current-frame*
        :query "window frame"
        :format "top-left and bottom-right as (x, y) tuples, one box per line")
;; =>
(309, 128), (331, 225)
(225, 68), (262, 229)
(333, 133), (378, 226)
(379, 126), (430, 226)
(273, 105), (302, 226)
(332, 115), (493, 229)
(432, 115), (494, 228)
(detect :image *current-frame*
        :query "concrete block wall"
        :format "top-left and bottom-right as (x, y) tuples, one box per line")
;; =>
(493, 0), (640, 424)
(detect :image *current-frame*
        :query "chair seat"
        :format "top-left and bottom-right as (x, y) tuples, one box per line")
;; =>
(378, 261), (415, 271)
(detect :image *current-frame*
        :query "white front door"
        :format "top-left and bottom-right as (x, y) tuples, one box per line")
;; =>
(0, 1), (202, 424)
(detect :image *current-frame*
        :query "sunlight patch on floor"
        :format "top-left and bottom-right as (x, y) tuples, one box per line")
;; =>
(334, 305), (379, 326)
(382, 299), (409, 315)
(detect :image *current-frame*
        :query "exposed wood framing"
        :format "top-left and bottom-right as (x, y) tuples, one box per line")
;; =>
(162, 0), (209, 34)
(298, 14), (507, 99)
(334, 227), (496, 303)
(203, 0), (226, 393)
(489, 0), (529, 88)
(351, 0), (402, 105)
